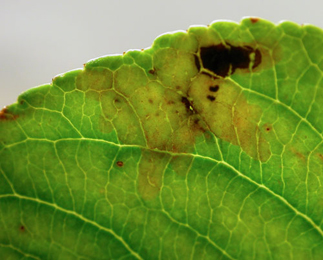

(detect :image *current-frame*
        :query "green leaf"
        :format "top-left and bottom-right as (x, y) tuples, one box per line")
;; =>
(1, 17), (323, 259)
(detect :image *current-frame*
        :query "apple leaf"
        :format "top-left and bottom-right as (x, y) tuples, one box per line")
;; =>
(1, 17), (323, 259)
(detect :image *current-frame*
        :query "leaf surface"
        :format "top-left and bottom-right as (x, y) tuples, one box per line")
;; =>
(1, 17), (323, 259)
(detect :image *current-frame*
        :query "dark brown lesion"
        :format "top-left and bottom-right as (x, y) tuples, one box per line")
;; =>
(181, 96), (194, 114)
(194, 54), (201, 72)
(263, 123), (272, 132)
(198, 42), (262, 77)
(148, 68), (156, 75)
(209, 85), (219, 92)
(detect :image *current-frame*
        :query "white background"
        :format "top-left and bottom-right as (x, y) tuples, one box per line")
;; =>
(1, 0), (323, 108)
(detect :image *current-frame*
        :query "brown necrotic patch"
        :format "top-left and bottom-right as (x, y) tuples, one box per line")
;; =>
(317, 153), (323, 161)
(199, 43), (261, 77)
(0, 107), (19, 121)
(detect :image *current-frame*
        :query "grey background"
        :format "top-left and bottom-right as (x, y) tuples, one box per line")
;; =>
(1, 0), (323, 109)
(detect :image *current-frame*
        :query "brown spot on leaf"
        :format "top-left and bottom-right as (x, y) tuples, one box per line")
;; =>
(250, 17), (260, 23)
(19, 225), (25, 232)
(116, 161), (124, 167)
(263, 123), (272, 132)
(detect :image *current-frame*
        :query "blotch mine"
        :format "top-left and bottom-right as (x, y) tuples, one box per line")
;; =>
(129, 82), (207, 154)
(189, 73), (271, 161)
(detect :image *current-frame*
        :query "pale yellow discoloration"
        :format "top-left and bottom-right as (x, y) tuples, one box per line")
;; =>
(189, 73), (271, 161)
(170, 156), (193, 177)
(94, 45), (272, 201)
(76, 67), (113, 91)
(138, 151), (170, 201)
(129, 80), (207, 153)
(153, 48), (199, 94)
(114, 65), (148, 97)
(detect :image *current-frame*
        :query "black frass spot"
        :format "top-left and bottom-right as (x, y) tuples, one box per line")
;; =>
(200, 43), (261, 77)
